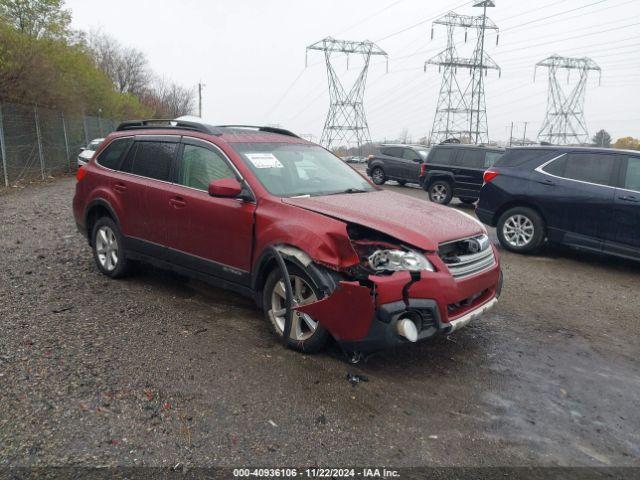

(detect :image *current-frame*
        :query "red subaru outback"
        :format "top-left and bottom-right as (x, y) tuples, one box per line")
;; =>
(73, 120), (502, 354)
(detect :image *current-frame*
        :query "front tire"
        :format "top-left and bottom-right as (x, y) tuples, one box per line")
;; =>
(370, 167), (386, 185)
(91, 217), (131, 278)
(262, 264), (330, 353)
(397, 180), (407, 186)
(427, 180), (453, 205)
(497, 207), (546, 253)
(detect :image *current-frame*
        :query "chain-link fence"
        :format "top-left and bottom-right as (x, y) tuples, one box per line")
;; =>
(0, 102), (120, 186)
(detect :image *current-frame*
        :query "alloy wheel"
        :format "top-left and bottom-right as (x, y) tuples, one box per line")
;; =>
(95, 225), (119, 271)
(430, 184), (448, 203)
(503, 214), (535, 248)
(269, 275), (318, 341)
(372, 168), (384, 184)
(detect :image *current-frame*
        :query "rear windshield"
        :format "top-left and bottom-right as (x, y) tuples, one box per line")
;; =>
(231, 142), (374, 197)
(495, 149), (560, 167)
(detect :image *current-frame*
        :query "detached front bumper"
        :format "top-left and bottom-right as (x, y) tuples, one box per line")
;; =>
(339, 272), (502, 352)
(296, 258), (503, 353)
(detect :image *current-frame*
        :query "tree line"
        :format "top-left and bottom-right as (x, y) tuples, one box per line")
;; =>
(0, 0), (194, 120)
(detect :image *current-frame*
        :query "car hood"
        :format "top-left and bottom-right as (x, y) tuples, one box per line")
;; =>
(283, 190), (485, 251)
(79, 150), (95, 159)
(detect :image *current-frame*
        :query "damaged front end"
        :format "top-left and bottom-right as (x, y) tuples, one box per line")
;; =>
(289, 223), (501, 355)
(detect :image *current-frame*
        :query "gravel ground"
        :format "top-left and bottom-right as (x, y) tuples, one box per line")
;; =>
(0, 176), (639, 468)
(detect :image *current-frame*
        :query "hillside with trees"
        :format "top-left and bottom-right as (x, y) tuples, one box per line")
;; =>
(0, 0), (193, 119)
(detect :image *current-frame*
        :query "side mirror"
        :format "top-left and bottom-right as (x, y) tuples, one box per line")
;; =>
(208, 178), (243, 198)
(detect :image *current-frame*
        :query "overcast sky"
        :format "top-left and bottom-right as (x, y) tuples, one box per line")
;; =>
(66, 0), (640, 144)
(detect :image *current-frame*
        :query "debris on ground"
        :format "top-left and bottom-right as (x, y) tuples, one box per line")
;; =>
(346, 372), (369, 387)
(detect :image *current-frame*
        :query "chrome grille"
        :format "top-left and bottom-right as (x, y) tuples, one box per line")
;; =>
(439, 235), (496, 279)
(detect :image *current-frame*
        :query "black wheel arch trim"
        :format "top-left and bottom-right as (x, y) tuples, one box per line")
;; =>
(252, 245), (342, 309)
(493, 200), (547, 228)
(367, 159), (385, 170)
(84, 198), (121, 244)
(424, 171), (455, 187)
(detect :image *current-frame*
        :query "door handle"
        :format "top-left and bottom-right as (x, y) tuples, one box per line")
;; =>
(113, 182), (127, 193)
(538, 178), (555, 186)
(619, 195), (639, 203)
(169, 196), (187, 208)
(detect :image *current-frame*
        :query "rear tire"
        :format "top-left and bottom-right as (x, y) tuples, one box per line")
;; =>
(497, 207), (546, 253)
(427, 180), (453, 205)
(91, 217), (131, 278)
(262, 264), (330, 353)
(370, 167), (386, 185)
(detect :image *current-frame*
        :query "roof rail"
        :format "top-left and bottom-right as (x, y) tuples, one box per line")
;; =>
(116, 119), (223, 135)
(215, 125), (301, 139)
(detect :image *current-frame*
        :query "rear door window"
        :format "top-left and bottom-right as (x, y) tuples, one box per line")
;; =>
(429, 148), (455, 165)
(495, 149), (560, 168)
(402, 148), (418, 160)
(96, 137), (132, 170)
(459, 150), (485, 169)
(564, 153), (618, 186)
(130, 141), (178, 181)
(544, 152), (618, 187)
(624, 157), (640, 192)
(382, 147), (403, 158)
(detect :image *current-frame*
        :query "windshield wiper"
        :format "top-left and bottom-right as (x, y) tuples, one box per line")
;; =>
(338, 188), (370, 194)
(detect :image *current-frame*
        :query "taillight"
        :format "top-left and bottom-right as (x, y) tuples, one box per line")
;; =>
(420, 163), (427, 176)
(483, 170), (499, 183)
(76, 166), (86, 182)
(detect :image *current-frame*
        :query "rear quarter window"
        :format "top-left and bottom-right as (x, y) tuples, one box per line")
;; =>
(96, 137), (132, 170)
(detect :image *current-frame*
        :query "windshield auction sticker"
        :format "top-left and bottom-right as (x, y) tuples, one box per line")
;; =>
(245, 153), (284, 169)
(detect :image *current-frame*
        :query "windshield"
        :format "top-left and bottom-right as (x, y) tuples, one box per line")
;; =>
(232, 142), (375, 197)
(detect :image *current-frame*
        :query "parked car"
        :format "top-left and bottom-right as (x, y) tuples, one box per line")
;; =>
(419, 144), (504, 205)
(477, 146), (640, 260)
(73, 120), (501, 354)
(366, 144), (430, 186)
(77, 138), (105, 167)
(345, 155), (367, 164)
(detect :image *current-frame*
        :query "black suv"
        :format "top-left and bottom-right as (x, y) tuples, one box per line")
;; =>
(366, 144), (430, 186)
(477, 146), (640, 260)
(419, 144), (504, 205)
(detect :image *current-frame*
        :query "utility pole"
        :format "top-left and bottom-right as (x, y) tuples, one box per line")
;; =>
(198, 82), (206, 118)
(509, 121), (514, 147)
(522, 121), (528, 146)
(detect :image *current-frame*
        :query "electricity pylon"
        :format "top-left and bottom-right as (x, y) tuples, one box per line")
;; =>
(534, 55), (601, 145)
(426, 1), (500, 144)
(306, 37), (387, 151)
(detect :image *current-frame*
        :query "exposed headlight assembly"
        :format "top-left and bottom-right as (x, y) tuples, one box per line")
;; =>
(368, 249), (435, 273)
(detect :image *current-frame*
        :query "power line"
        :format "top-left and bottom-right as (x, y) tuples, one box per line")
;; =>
(263, 67), (308, 119)
(336, 0), (407, 36)
(374, 0), (474, 43)
(500, 0), (608, 33)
